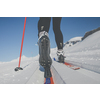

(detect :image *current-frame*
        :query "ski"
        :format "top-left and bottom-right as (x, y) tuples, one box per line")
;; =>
(53, 58), (80, 70)
(44, 67), (54, 84)
(64, 62), (80, 70)
(44, 77), (54, 84)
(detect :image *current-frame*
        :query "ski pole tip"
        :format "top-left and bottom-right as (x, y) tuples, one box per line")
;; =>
(14, 67), (23, 71)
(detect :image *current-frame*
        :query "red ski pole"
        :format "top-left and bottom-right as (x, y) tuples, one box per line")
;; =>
(15, 17), (27, 71)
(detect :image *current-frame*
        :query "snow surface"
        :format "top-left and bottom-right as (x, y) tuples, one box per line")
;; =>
(0, 30), (100, 84)
(64, 30), (100, 74)
(68, 37), (82, 42)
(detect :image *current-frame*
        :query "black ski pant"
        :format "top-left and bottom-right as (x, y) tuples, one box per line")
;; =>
(38, 17), (63, 50)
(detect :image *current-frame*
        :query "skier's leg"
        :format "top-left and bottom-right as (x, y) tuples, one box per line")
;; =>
(38, 17), (52, 78)
(53, 17), (64, 63)
(53, 17), (63, 49)
(38, 17), (51, 36)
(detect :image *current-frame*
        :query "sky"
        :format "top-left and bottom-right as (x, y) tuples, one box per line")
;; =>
(0, 17), (100, 62)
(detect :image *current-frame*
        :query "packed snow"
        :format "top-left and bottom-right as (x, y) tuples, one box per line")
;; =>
(0, 30), (100, 84)
(68, 37), (82, 42)
(64, 30), (100, 74)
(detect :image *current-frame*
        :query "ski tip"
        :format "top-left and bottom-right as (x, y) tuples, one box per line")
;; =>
(64, 62), (80, 70)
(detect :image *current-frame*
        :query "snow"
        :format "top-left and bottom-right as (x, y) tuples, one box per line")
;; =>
(68, 36), (82, 42)
(64, 30), (100, 74)
(64, 36), (82, 47)
(0, 30), (100, 84)
(52, 61), (100, 84)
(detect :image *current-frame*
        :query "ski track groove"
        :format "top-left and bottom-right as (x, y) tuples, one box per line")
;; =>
(23, 62), (32, 69)
(51, 65), (66, 84)
(25, 66), (38, 84)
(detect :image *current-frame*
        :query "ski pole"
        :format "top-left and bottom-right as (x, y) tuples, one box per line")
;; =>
(15, 17), (27, 71)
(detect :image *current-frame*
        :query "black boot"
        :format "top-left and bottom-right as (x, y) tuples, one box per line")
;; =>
(38, 31), (52, 78)
(44, 66), (52, 78)
(57, 50), (65, 63)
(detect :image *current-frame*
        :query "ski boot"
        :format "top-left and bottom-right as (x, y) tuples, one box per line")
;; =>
(57, 49), (65, 63)
(38, 31), (52, 78)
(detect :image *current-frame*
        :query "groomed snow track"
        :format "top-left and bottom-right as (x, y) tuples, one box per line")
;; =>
(0, 59), (100, 84)
(51, 61), (100, 84)
(26, 60), (100, 84)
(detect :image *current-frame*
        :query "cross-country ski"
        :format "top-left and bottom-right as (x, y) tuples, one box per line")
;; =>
(53, 58), (80, 70)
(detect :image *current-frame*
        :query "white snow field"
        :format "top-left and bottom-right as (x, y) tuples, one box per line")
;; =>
(0, 30), (100, 84)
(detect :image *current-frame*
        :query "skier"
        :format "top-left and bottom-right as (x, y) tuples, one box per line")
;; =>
(38, 17), (64, 78)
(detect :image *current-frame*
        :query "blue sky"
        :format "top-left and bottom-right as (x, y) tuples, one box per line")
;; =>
(0, 17), (100, 62)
